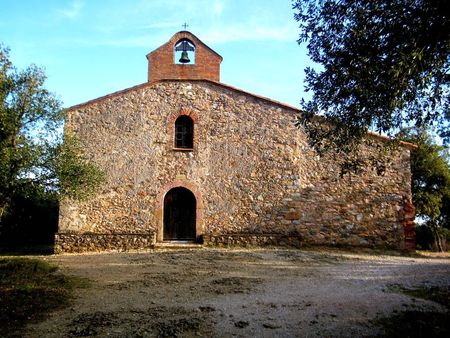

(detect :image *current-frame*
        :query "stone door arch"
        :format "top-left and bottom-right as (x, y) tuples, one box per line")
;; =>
(163, 187), (196, 240)
(156, 180), (203, 243)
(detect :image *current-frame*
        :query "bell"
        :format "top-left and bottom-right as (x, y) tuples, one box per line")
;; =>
(179, 51), (190, 63)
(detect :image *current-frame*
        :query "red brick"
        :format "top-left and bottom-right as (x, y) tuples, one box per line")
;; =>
(147, 31), (222, 82)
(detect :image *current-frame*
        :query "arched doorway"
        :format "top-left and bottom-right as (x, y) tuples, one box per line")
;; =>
(163, 187), (196, 241)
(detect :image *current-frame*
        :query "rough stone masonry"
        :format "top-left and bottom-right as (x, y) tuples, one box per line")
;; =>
(56, 31), (416, 253)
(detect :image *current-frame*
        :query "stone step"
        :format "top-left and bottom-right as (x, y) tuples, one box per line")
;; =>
(153, 241), (203, 249)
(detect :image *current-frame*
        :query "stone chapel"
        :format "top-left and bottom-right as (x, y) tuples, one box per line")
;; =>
(55, 31), (416, 253)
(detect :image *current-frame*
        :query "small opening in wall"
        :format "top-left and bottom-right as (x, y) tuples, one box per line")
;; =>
(174, 39), (196, 65)
(174, 115), (194, 149)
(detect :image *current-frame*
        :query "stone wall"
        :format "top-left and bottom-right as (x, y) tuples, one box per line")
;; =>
(204, 234), (302, 248)
(58, 79), (414, 252)
(54, 233), (154, 253)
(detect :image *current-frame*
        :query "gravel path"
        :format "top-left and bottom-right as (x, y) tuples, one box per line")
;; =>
(26, 248), (450, 337)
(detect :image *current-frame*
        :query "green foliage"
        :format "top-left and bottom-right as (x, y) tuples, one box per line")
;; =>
(0, 44), (62, 217)
(409, 132), (450, 219)
(52, 134), (105, 201)
(0, 44), (105, 223)
(0, 183), (58, 250)
(400, 128), (450, 250)
(293, 0), (450, 148)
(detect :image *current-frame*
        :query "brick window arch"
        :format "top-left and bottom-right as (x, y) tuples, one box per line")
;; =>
(169, 109), (198, 151)
(174, 115), (193, 149)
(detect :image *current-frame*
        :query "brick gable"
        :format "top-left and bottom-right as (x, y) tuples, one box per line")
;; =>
(146, 31), (222, 82)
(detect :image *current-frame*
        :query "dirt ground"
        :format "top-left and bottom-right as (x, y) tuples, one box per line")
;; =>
(25, 248), (450, 337)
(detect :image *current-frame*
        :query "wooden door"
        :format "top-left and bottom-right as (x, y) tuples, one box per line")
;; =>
(163, 187), (196, 240)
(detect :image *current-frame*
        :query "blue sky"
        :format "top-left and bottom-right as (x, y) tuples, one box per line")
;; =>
(1, 0), (312, 108)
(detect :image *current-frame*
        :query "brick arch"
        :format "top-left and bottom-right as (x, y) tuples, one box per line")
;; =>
(155, 180), (204, 242)
(174, 37), (196, 47)
(168, 108), (199, 125)
(168, 109), (199, 151)
(174, 38), (196, 54)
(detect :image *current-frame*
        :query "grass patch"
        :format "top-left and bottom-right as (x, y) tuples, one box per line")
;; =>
(299, 245), (424, 258)
(0, 257), (89, 338)
(375, 311), (450, 337)
(376, 285), (450, 337)
(0, 245), (55, 256)
(400, 286), (450, 309)
(388, 284), (450, 309)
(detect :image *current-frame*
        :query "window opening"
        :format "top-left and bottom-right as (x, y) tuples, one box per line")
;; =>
(174, 39), (195, 64)
(174, 115), (193, 149)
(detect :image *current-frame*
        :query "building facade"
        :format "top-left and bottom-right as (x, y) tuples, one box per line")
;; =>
(55, 31), (416, 252)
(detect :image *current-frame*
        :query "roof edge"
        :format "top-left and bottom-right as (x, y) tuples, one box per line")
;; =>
(146, 31), (223, 61)
(65, 79), (300, 112)
(65, 82), (153, 111)
(64, 79), (416, 150)
(367, 131), (418, 150)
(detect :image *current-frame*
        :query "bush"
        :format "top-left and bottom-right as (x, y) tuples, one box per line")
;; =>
(0, 187), (58, 252)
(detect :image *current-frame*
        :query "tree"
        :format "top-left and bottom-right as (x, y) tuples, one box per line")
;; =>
(293, 0), (450, 150)
(0, 44), (104, 222)
(400, 128), (450, 251)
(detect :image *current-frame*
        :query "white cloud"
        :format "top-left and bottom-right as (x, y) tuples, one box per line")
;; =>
(65, 34), (168, 48)
(212, 0), (225, 17)
(57, 0), (84, 19)
(48, 1), (297, 49)
(63, 22), (297, 49)
(203, 23), (298, 44)
(139, 21), (181, 30)
(101, 35), (166, 47)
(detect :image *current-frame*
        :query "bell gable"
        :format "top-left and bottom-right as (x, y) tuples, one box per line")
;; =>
(146, 31), (223, 82)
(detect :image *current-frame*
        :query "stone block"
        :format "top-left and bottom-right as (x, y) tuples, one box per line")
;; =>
(285, 211), (301, 220)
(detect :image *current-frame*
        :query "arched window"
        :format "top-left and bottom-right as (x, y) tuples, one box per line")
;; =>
(174, 115), (193, 149)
